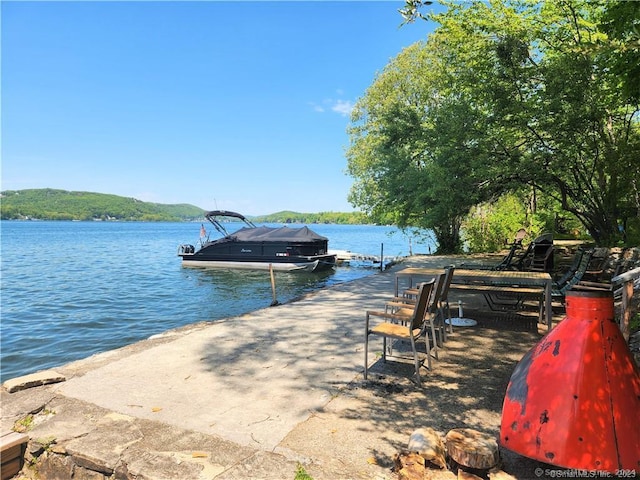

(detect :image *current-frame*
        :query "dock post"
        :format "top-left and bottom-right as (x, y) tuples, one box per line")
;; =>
(269, 264), (279, 306)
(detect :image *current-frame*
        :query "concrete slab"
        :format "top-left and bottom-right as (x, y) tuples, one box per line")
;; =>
(55, 271), (398, 451)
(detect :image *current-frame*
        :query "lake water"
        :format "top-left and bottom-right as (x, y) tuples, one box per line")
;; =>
(0, 221), (435, 382)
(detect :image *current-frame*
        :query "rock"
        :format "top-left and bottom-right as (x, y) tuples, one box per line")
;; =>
(3, 370), (66, 393)
(407, 427), (447, 469)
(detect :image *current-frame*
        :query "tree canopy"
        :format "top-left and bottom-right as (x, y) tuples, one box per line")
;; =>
(347, 0), (640, 252)
(251, 210), (369, 225)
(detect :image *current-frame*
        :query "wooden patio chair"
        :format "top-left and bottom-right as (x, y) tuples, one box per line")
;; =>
(512, 233), (553, 272)
(388, 270), (450, 362)
(402, 267), (455, 348)
(364, 278), (436, 386)
(436, 265), (456, 341)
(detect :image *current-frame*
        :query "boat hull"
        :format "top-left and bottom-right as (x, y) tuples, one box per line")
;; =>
(180, 254), (336, 272)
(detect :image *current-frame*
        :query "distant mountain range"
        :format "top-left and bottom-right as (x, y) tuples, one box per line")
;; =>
(0, 189), (205, 221)
(0, 189), (366, 224)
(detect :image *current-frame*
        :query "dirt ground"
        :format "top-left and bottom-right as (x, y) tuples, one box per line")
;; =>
(279, 251), (639, 480)
(275, 255), (547, 479)
(281, 306), (552, 480)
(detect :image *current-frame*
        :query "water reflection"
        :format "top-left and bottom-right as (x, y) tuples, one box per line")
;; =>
(183, 266), (337, 309)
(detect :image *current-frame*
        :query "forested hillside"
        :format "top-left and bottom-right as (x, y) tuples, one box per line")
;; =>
(0, 189), (366, 224)
(251, 210), (368, 225)
(0, 189), (205, 221)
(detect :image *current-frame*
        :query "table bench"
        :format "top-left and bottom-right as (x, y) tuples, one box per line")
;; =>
(449, 284), (545, 321)
(396, 268), (553, 330)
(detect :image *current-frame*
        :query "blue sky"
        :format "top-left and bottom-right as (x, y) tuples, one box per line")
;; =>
(2, 1), (441, 215)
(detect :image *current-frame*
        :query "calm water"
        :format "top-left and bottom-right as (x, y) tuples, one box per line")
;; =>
(0, 221), (434, 381)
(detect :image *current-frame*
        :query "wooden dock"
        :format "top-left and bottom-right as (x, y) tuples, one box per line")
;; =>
(330, 250), (403, 269)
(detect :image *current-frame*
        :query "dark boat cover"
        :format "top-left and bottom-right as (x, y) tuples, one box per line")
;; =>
(228, 226), (328, 242)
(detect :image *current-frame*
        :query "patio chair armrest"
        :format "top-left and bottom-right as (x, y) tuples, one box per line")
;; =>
(387, 296), (417, 303)
(385, 300), (417, 309)
(366, 310), (412, 321)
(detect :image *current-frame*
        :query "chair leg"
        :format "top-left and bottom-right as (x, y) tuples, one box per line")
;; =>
(449, 301), (456, 335)
(441, 303), (452, 340)
(364, 321), (369, 380)
(437, 308), (446, 343)
(435, 310), (445, 346)
(410, 336), (421, 386)
(382, 337), (387, 362)
(430, 319), (439, 359)
(433, 315), (445, 359)
(424, 331), (432, 370)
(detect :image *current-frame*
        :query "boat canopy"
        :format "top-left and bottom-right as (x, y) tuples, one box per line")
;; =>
(230, 226), (328, 243)
(203, 211), (328, 243)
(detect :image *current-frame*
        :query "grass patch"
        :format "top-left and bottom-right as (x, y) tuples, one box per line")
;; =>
(13, 409), (55, 432)
(14, 414), (34, 433)
(294, 463), (314, 480)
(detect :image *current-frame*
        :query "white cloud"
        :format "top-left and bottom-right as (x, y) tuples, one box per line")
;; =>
(310, 97), (354, 117)
(331, 99), (354, 117)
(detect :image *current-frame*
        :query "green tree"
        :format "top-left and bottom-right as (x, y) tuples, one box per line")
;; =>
(346, 41), (485, 253)
(351, 0), (639, 247)
(598, 1), (640, 104)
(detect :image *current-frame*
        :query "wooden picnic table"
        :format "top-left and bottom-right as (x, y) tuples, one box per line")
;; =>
(395, 268), (553, 331)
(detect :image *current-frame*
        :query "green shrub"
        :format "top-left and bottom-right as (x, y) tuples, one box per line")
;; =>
(462, 193), (541, 252)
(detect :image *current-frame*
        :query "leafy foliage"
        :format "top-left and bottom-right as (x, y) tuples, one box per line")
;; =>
(598, 1), (640, 103)
(0, 189), (205, 221)
(347, 41), (480, 253)
(462, 192), (549, 252)
(347, 0), (640, 250)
